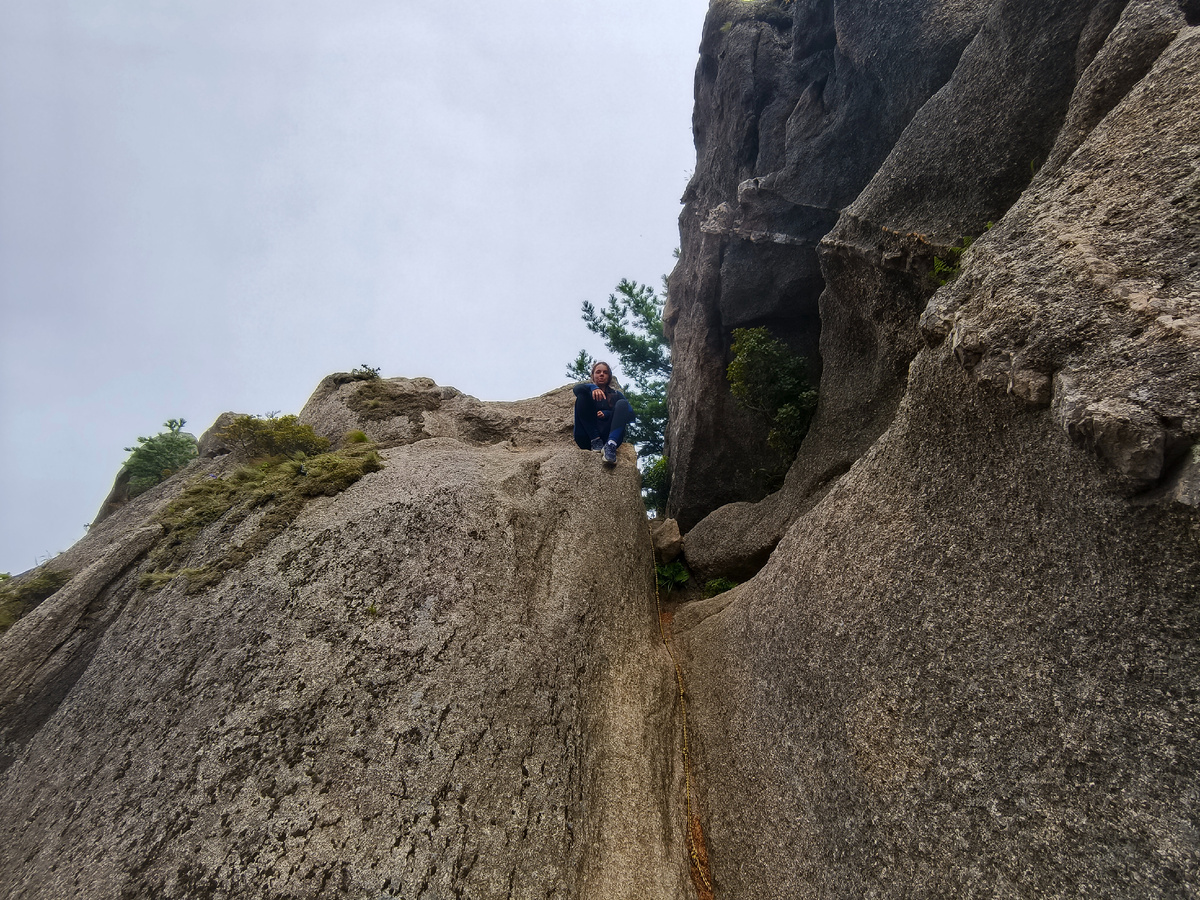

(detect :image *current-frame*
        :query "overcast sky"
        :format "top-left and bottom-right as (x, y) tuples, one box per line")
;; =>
(0, 1), (705, 573)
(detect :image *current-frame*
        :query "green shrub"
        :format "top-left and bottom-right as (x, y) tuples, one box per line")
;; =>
(931, 236), (973, 286)
(344, 429), (370, 444)
(217, 414), (330, 459)
(0, 566), (72, 632)
(124, 418), (198, 497)
(726, 327), (818, 458)
(656, 560), (690, 594)
(351, 364), (381, 380)
(704, 577), (738, 597)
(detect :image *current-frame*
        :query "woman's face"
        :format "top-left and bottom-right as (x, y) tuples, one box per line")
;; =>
(592, 365), (611, 386)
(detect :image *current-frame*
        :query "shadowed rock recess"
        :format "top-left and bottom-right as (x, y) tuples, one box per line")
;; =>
(0, 381), (689, 899)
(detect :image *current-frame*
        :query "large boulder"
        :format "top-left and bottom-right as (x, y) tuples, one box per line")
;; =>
(0, 379), (686, 900)
(672, 23), (1200, 898)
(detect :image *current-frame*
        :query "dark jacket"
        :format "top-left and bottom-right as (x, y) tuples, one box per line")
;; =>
(573, 382), (625, 421)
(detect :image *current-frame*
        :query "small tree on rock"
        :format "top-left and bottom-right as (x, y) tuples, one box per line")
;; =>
(564, 350), (594, 383)
(217, 414), (330, 459)
(124, 419), (199, 497)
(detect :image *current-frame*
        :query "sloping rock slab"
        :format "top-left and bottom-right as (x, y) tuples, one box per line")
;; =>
(0, 385), (686, 900)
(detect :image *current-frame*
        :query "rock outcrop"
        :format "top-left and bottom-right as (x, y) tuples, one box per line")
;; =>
(676, 337), (1200, 898)
(664, 5), (1200, 899)
(665, 0), (996, 528)
(675, 0), (1199, 573)
(0, 380), (688, 900)
(300, 374), (575, 450)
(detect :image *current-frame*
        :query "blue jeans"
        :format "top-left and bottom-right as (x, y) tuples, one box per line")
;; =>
(573, 388), (634, 449)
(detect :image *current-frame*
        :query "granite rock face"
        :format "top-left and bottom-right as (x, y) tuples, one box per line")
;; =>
(678, 0), (1196, 572)
(5, 4), (1199, 897)
(677, 348), (1200, 899)
(670, 17), (1200, 900)
(299, 374), (575, 450)
(666, 0), (993, 528)
(0, 379), (687, 900)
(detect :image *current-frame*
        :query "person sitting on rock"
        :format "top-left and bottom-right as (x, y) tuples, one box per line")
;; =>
(572, 360), (635, 465)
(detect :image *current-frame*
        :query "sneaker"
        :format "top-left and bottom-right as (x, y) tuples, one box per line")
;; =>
(590, 437), (606, 451)
(603, 440), (618, 465)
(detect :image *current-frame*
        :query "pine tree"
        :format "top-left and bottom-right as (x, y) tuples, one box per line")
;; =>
(123, 419), (198, 496)
(567, 278), (670, 458)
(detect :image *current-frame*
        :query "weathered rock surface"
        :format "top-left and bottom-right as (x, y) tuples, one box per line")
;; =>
(198, 411), (247, 458)
(671, 19), (1200, 900)
(300, 374), (575, 450)
(677, 347), (1200, 898)
(91, 466), (134, 526)
(650, 518), (684, 564)
(679, 0), (1196, 577)
(666, 0), (994, 528)
(7, 3), (1200, 896)
(0, 380), (686, 900)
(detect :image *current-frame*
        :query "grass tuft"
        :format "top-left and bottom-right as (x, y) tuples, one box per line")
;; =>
(142, 443), (384, 593)
(347, 380), (442, 424)
(0, 567), (72, 633)
(703, 577), (739, 597)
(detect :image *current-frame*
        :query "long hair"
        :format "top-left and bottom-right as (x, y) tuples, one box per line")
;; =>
(591, 360), (621, 391)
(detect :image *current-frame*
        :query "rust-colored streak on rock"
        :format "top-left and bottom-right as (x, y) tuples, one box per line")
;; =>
(655, 588), (716, 898)
(687, 813), (715, 900)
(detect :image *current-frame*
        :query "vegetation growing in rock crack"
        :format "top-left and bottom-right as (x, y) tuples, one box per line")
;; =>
(930, 222), (994, 287)
(123, 418), (198, 497)
(704, 577), (738, 597)
(567, 272), (673, 512)
(0, 566), (72, 633)
(139, 424), (383, 594)
(727, 326), (818, 460)
(656, 560), (690, 594)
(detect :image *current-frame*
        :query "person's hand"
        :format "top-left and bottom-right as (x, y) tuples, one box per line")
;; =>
(597, 411), (604, 418)
(592, 388), (605, 401)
